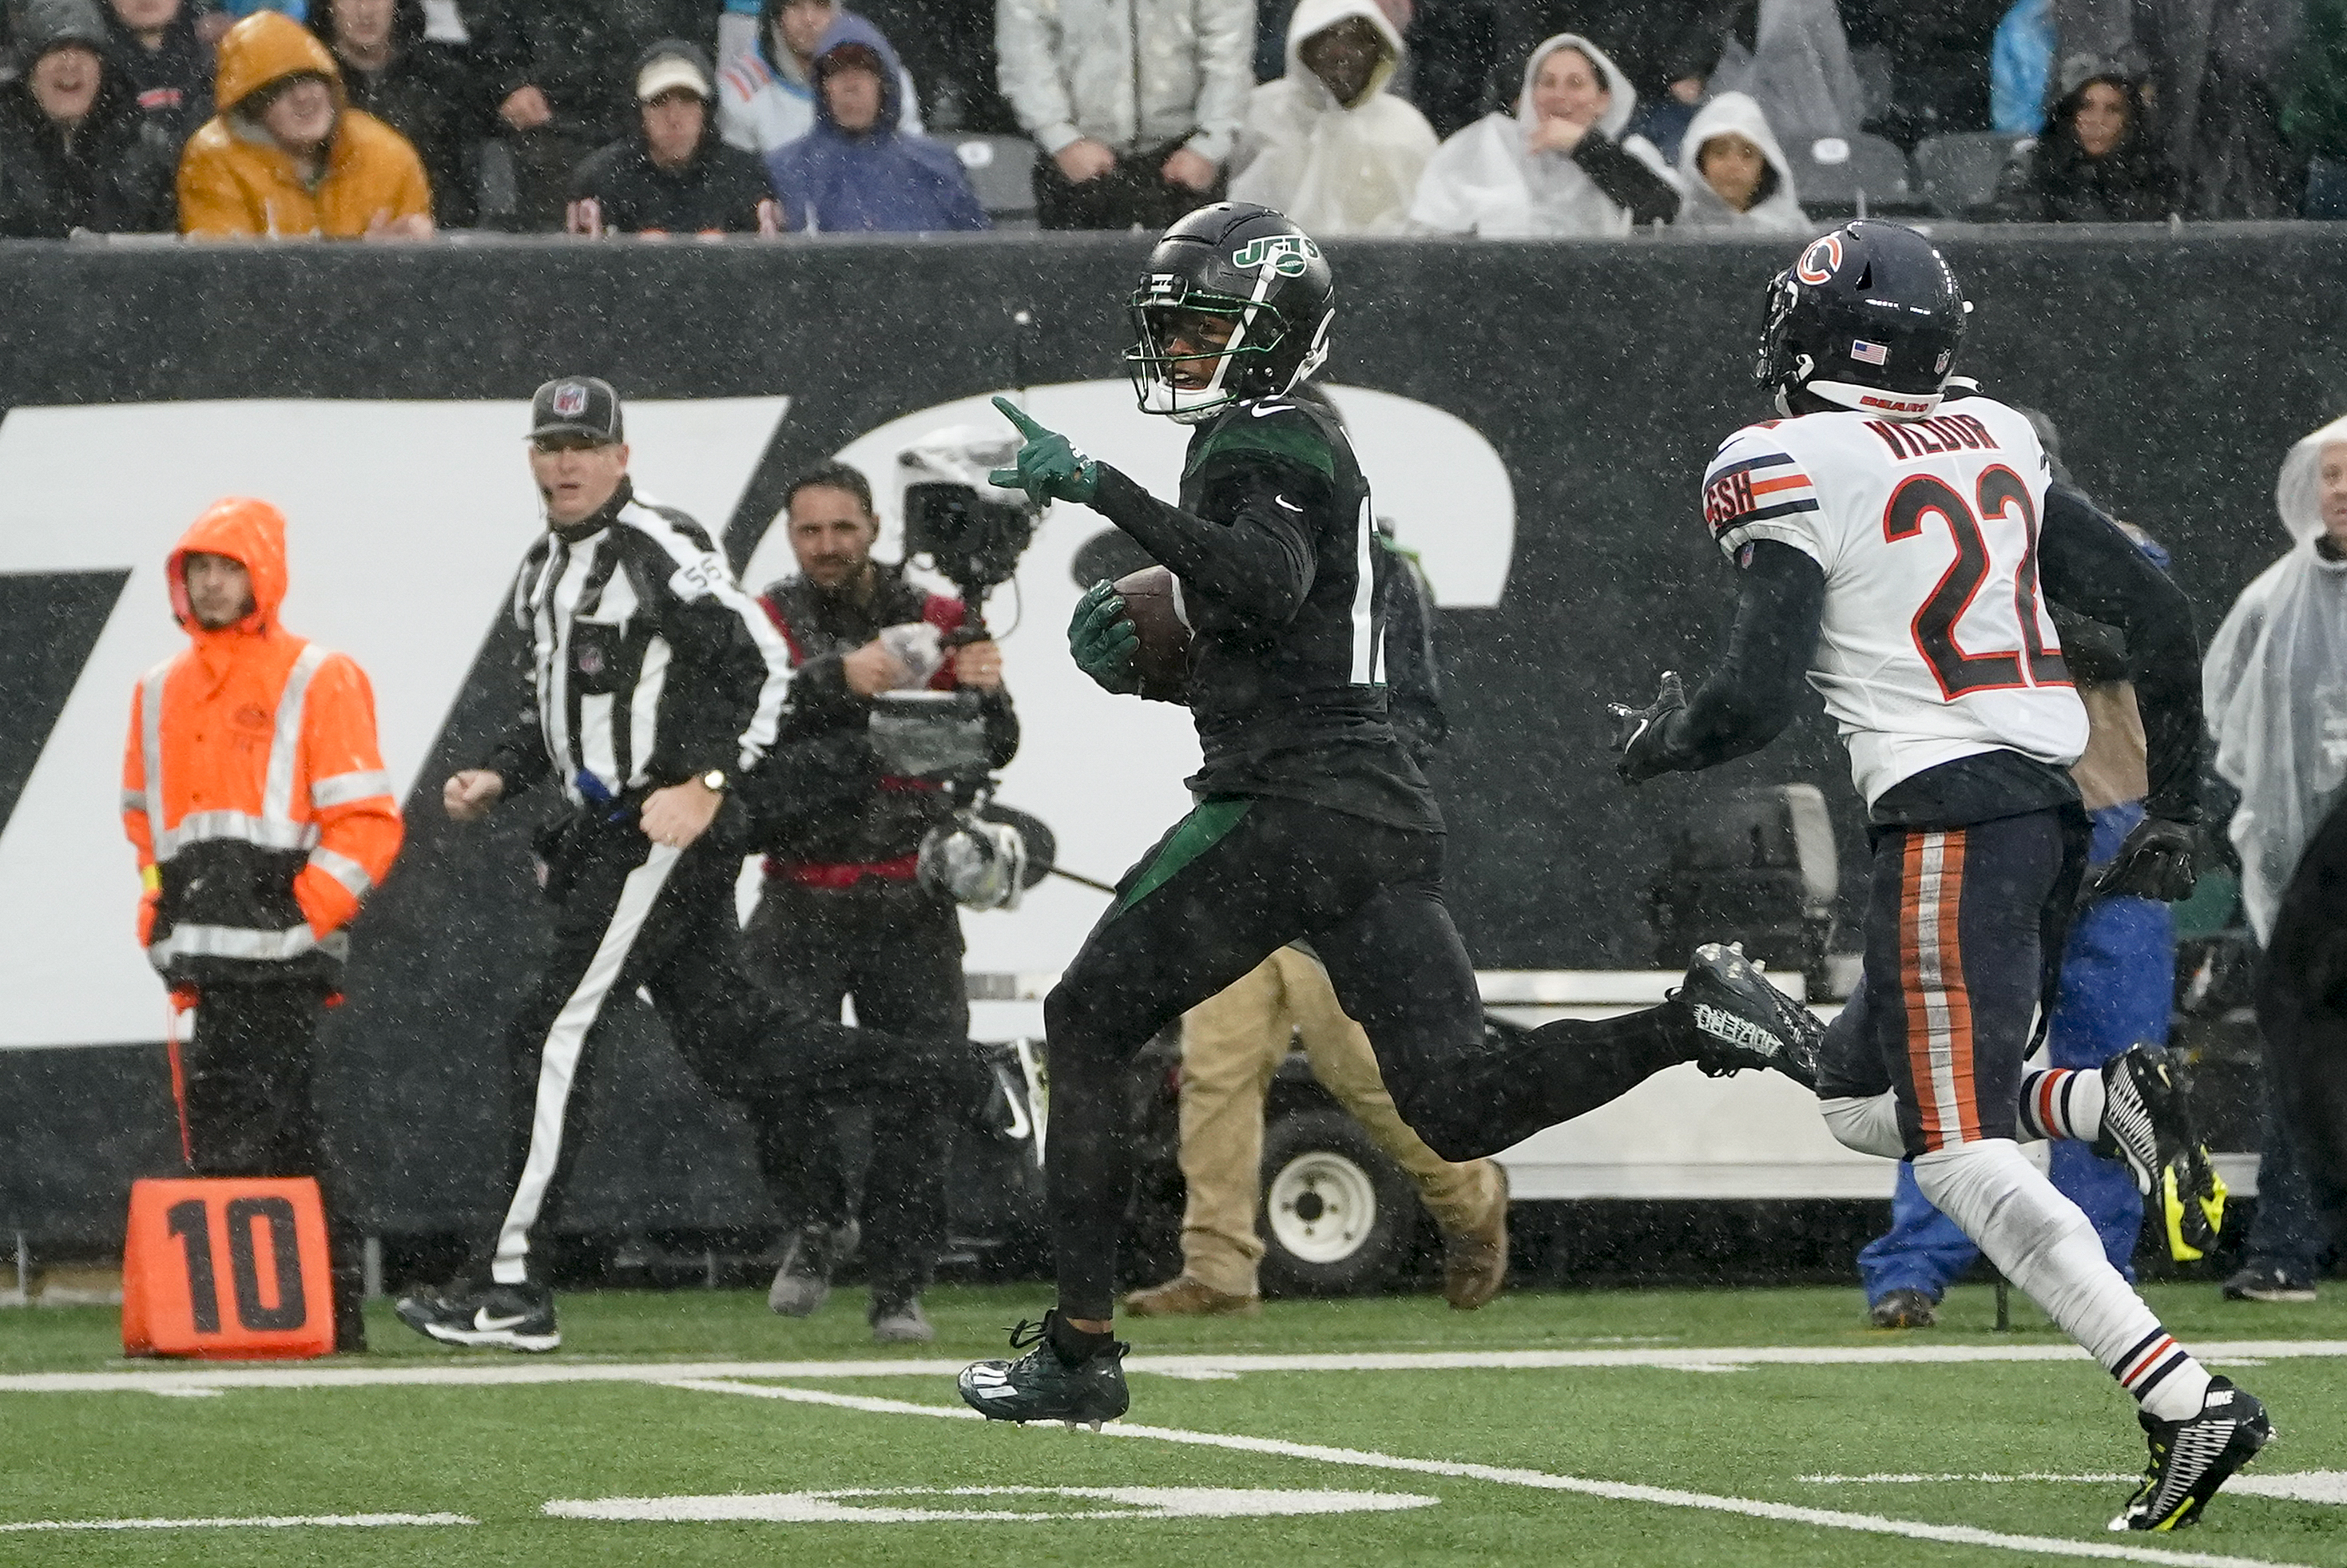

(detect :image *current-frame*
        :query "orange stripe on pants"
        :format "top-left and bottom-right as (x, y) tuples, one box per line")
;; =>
(1900, 830), (1977, 1152)
(1899, 836), (1937, 1146)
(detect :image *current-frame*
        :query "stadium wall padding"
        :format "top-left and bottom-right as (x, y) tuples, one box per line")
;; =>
(4, 225), (2342, 1242)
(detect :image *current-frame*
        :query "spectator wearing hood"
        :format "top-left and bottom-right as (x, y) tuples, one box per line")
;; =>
(178, 10), (433, 235)
(2284, 0), (2347, 216)
(765, 22), (984, 230)
(571, 40), (778, 232)
(2, 0), (180, 234)
(1227, 0), (1435, 233)
(2201, 417), (2347, 1302)
(473, 0), (714, 229)
(104, 0), (214, 143)
(1671, 88), (1805, 229)
(1991, 60), (2178, 220)
(1409, 33), (1679, 236)
(995, 0), (1254, 229)
(716, 0), (917, 154)
(311, 0), (479, 225)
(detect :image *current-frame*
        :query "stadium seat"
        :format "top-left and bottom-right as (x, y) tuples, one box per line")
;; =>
(956, 135), (1039, 230)
(1915, 132), (2029, 220)
(1794, 132), (1925, 218)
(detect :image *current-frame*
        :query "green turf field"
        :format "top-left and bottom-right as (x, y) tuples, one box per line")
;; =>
(4, 1282), (2343, 1566)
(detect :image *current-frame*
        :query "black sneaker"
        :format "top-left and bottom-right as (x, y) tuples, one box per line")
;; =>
(956, 1314), (1130, 1429)
(2222, 1265), (2317, 1304)
(768, 1220), (857, 1318)
(392, 1277), (559, 1352)
(1868, 1287), (1938, 1329)
(2109, 1377), (2273, 1532)
(1673, 943), (1823, 1090)
(2097, 1046), (2226, 1257)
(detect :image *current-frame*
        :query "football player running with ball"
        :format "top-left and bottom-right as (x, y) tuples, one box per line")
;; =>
(1609, 220), (2270, 1533)
(958, 201), (1828, 1427)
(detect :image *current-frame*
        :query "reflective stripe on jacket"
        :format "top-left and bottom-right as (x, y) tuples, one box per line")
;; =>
(121, 495), (403, 987)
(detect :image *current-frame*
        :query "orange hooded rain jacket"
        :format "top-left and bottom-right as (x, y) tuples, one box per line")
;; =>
(121, 498), (404, 989)
(177, 11), (433, 238)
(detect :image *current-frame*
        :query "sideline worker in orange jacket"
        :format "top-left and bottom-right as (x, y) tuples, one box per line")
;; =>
(177, 10), (433, 239)
(121, 496), (403, 1351)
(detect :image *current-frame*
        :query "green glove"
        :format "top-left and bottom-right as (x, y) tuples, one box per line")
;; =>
(988, 395), (1101, 506)
(1068, 580), (1140, 695)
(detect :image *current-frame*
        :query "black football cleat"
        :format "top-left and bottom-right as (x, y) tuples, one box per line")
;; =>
(2097, 1045), (2226, 1257)
(2110, 1377), (2272, 1532)
(393, 1277), (560, 1352)
(957, 1314), (1130, 1430)
(1673, 943), (1823, 1090)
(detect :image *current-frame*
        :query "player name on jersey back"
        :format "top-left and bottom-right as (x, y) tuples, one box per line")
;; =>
(1702, 398), (2089, 808)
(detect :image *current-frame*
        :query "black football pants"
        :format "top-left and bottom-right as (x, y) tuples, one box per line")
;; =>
(1044, 796), (1698, 1318)
(486, 817), (965, 1287)
(180, 982), (365, 1349)
(741, 877), (975, 1304)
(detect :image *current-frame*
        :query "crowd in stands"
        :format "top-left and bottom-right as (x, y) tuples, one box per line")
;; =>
(0, 0), (2337, 238)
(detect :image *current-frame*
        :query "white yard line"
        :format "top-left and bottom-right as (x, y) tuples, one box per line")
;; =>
(7, 1340), (2347, 1395)
(662, 1379), (2313, 1568)
(0, 1513), (474, 1533)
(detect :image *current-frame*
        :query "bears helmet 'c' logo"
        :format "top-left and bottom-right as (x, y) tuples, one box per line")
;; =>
(1795, 235), (1843, 287)
(551, 383), (590, 419)
(1230, 235), (1322, 277)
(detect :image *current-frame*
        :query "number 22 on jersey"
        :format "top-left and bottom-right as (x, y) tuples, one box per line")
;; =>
(1884, 466), (2070, 700)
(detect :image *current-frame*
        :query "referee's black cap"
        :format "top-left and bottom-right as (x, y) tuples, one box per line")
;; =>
(528, 376), (625, 444)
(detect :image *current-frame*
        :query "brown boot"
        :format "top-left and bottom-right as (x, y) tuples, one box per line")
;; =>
(1440, 1164), (1509, 1311)
(1122, 1273), (1261, 1317)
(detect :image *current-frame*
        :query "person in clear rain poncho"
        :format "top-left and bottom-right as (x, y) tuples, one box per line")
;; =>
(1226, 0), (1436, 234)
(1408, 31), (1680, 238)
(1673, 89), (1809, 231)
(2202, 414), (2347, 1299)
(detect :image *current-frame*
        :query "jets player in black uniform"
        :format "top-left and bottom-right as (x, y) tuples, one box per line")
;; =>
(954, 202), (1833, 1427)
(1608, 221), (2270, 1533)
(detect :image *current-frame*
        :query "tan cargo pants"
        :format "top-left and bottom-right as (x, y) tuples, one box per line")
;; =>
(1176, 946), (1503, 1296)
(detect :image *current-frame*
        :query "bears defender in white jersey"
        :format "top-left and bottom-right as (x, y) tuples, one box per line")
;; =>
(1610, 220), (2269, 1535)
(1703, 395), (2089, 807)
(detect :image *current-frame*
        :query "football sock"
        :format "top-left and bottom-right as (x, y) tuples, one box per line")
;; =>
(1820, 1091), (1906, 1159)
(2017, 1066), (2104, 1144)
(1913, 1139), (2210, 1422)
(1046, 1310), (1116, 1366)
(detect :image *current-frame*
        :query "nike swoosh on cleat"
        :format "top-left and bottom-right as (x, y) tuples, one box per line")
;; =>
(1274, 496), (1302, 511)
(473, 1310), (532, 1332)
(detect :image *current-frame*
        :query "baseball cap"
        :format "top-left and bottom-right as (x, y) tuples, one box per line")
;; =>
(528, 376), (624, 444)
(636, 47), (713, 102)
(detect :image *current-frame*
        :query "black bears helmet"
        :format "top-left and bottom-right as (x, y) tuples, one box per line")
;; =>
(1126, 203), (1334, 423)
(1756, 220), (1970, 420)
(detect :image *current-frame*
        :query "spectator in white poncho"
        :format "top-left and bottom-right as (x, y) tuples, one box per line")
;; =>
(1227, 0), (1435, 235)
(1674, 89), (1809, 232)
(1408, 31), (1679, 238)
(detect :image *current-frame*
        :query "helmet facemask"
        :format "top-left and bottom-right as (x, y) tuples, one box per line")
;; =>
(1126, 276), (1297, 423)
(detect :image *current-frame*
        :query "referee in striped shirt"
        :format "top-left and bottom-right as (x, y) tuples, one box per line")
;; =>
(396, 376), (957, 1351)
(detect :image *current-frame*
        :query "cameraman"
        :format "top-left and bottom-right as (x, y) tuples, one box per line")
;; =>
(746, 462), (1018, 1343)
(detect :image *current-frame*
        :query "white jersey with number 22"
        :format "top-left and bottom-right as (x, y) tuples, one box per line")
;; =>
(1701, 396), (2089, 807)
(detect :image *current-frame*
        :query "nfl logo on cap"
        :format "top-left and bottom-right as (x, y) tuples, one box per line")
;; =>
(552, 383), (589, 418)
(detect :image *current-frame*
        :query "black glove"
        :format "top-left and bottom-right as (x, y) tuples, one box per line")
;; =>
(2087, 816), (2198, 903)
(1606, 671), (1688, 784)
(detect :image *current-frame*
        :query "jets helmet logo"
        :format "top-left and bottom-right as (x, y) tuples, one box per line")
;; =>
(1230, 234), (1321, 276)
(551, 383), (590, 418)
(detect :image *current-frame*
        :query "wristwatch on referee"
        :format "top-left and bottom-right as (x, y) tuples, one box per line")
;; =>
(698, 768), (728, 793)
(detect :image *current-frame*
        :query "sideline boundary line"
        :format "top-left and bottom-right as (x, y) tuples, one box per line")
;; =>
(0, 1512), (474, 1534)
(7, 1340), (2345, 1395)
(663, 1379), (2312, 1568)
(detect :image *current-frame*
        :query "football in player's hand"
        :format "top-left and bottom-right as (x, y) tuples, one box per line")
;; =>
(1113, 566), (1192, 704)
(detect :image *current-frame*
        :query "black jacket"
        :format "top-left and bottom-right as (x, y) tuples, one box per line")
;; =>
(756, 563), (1019, 867)
(475, 0), (716, 140)
(1993, 73), (2178, 222)
(103, 4), (212, 145)
(312, 0), (486, 226)
(0, 63), (177, 236)
(570, 125), (777, 232)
